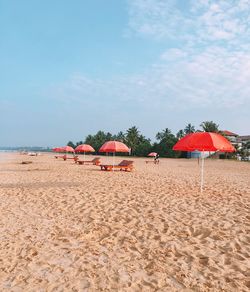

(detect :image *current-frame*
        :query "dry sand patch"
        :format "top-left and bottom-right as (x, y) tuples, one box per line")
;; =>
(0, 153), (249, 291)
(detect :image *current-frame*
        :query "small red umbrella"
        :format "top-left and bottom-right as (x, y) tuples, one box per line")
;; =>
(61, 146), (75, 153)
(75, 144), (95, 160)
(99, 141), (130, 153)
(148, 152), (158, 157)
(52, 147), (62, 152)
(75, 144), (95, 153)
(99, 141), (130, 170)
(173, 132), (235, 192)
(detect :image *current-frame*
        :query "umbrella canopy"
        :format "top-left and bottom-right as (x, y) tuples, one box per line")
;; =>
(52, 147), (63, 152)
(173, 132), (235, 152)
(148, 152), (158, 157)
(75, 144), (95, 153)
(173, 132), (235, 192)
(61, 146), (75, 153)
(99, 141), (130, 153)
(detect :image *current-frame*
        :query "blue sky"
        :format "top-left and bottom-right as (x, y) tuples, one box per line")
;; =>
(1, 0), (249, 147)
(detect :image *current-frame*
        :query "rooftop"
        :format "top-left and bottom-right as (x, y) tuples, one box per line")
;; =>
(221, 130), (238, 137)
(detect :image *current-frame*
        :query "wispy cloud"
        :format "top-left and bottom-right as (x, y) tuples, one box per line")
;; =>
(49, 1), (250, 116)
(128, 0), (250, 44)
(50, 45), (250, 111)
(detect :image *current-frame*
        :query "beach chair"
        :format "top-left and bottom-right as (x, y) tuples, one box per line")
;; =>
(66, 156), (78, 162)
(76, 157), (101, 165)
(55, 155), (67, 160)
(55, 155), (78, 161)
(100, 160), (134, 171)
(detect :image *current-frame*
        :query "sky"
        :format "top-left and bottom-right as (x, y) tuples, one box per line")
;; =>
(0, 0), (250, 147)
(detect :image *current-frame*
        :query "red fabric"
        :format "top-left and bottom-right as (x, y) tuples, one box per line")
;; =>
(148, 152), (158, 157)
(173, 132), (236, 152)
(52, 147), (62, 152)
(99, 141), (130, 153)
(61, 146), (75, 153)
(75, 144), (95, 153)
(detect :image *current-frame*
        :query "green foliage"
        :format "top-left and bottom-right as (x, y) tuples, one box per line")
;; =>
(84, 131), (114, 152)
(155, 128), (178, 157)
(125, 126), (140, 155)
(200, 121), (219, 132)
(75, 141), (83, 146)
(67, 141), (75, 148)
(176, 129), (185, 139)
(184, 123), (196, 134)
(113, 131), (126, 142)
(237, 141), (250, 160)
(134, 135), (151, 156)
(66, 120), (225, 158)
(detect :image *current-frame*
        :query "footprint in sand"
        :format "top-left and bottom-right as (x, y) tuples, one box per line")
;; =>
(193, 228), (212, 239)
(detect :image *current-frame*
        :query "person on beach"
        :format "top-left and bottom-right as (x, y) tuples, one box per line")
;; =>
(154, 153), (160, 164)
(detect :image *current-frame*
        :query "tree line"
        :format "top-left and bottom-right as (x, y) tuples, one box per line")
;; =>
(67, 121), (220, 157)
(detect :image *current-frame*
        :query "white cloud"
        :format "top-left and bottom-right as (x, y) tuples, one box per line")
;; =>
(48, 1), (250, 120)
(128, 0), (250, 43)
(50, 44), (250, 111)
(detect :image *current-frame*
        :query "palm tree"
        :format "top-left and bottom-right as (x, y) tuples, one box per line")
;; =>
(184, 123), (195, 135)
(114, 131), (126, 142)
(126, 126), (140, 154)
(156, 128), (172, 141)
(200, 121), (219, 132)
(67, 141), (75, 148)
(155, 128), (177, 157)
(176, 129), (185, 139)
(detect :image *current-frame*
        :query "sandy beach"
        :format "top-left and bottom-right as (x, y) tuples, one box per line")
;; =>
(0, 153), (249, 291)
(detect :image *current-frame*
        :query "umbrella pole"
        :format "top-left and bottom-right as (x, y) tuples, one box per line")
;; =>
(113, 152), (115, 172)
(84, 151), (85, 162)
(200, 151), (204, 193)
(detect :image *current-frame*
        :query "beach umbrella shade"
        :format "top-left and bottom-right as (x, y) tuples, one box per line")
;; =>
(173, 132), (235, 192)
(75, 144), (95, 160)
(99, 141), (130, 170)
(148, 152), (158, 157)
(61, 146), (75, 153)
(52, 147), (63, 152)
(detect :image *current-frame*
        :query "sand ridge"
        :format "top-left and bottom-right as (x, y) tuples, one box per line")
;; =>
(0, 153), (249, 291)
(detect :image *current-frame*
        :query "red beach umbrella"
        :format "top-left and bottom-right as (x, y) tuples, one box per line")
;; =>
(99, 141), (130, 153)
(173, 132), (236, 192)
(61, 146), (75, 153)
(173, 132), (235, 152)
(148, 152), (158, 157)
(75, 144), (95, 161)
(99, 141), (130, 170)
(52, 147), (62, 152)
(75, 144), (95, 153)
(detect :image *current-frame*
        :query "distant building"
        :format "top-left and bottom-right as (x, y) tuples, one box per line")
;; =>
(237, 135), (250, 143)
(220, 130), (238, 144)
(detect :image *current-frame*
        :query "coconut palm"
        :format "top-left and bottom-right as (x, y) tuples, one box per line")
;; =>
(200, 121), (219, 132)
(184, 123), (195, 135)
(126, 126), (140, 155)
(176, 129), (185, 139)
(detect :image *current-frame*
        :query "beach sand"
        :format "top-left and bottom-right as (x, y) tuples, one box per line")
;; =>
(0, 153), (249, 291)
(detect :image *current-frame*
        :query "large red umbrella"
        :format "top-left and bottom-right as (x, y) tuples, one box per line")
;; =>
(173, 132), (235, 152)
(75, 144), (95, 160)
(99, 141), (130, 170)
(173, 132), (236, 192)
